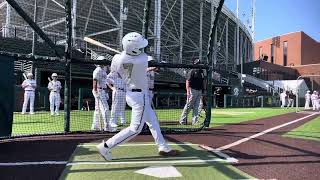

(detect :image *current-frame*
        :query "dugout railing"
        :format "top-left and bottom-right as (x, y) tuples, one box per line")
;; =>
(0, 53), (211, 138)
(224, 94), (281, 108)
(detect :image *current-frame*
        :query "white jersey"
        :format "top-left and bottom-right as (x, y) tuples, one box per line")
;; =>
(305, 93), (311, 99)
(311, 94), (318, 100)
(93, 66), (109, 89)
(22, 79), (36, 91)
(48, 80), (62, 92)
(111, 52), (148, 90)
(147, 71), (155, 89)
(280, 92), (286, 99)
(107, 71), (126, 90)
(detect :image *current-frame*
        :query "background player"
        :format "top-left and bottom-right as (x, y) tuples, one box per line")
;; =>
(92, 59), (114, 132)
(47, 73), (62, 116)
(304, 90), (311, 110)
(21, 73), (37, 115)
(96, 32), (179, 160)
(107, 71), (126, 127)
(147, 56), (158, 104)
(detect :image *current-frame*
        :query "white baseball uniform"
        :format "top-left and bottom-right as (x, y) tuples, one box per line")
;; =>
(280, 92), (287, 108)
(48, 80), (62, 115)
(92, 66), (110, 130)
(304, 92), (311, 110)
(147, 71), (155, 104)
(105, 52), (172, 152)
(21, 79), (36, 114)
(108, 71), (126, 126)
(311, 93), (319, 110)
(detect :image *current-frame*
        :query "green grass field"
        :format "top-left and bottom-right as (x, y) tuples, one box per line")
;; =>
(284, 116), (320, 141)
(12, 108), (295, 136)
(59, 143), (253, 180)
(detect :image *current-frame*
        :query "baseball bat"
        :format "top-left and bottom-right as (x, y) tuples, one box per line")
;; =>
(23, 73), (27, 80)
(84, 37), (121, 54)
(48, 77), (52, 82)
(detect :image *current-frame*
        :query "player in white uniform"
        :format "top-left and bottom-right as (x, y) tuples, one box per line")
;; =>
(311, 91), (319, 111)
(280, 90), (287, 108)
(147, 56), (157, 104)
(96, 32), (179, 160)
(21, 73), (37, 114)
(107, 71), (126, 127)
(47, 73), (62, 115)
(92, 63), (113, 131)
(304, 90), (311, 110)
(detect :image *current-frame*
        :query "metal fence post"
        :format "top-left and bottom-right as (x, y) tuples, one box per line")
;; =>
(78, 88), (83, 110)
(64, 0), (72, 132)
(224, 94), (227, 108)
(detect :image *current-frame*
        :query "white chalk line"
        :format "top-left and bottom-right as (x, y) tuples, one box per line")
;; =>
(0, 158), (234, 167)
(216, 112), (319, 151)
(79, 143), (197, 147)
(67, 158), (235, 166)
(0, 143), (238, 166)
(199, 144), (238, 163)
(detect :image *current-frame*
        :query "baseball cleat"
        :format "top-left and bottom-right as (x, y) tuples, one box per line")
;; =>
(29, 112), (35, 115)
(104, 127), (118, 133)
(96, 141), (112, 161)
(159, 149), (180, 156)
(91, 126), (101, 131)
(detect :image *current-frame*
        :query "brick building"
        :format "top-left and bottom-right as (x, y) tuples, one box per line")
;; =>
(251, 31), (320, 90)
(254, 31), (320, 66)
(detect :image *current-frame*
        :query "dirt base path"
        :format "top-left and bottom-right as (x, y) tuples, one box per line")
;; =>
(0, 112), (319, 180)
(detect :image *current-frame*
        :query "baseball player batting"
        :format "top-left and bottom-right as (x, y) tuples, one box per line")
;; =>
(21, 73), (37, 114)
(96, 32), (179, 160)
(107, 71), (127, 127)
(47, 73), (62, 116)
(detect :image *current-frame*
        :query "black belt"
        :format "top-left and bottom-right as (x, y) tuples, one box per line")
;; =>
(98, 87), (107, 90)
(25, 90), (34, 92)
(149, 88), (154, 91)
(51, 91), (57, 92)
(117, 88), (125, 91)
(131, 89), (142, 92)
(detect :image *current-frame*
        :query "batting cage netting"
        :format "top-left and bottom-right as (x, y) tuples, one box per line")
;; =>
(0, 53), (210, 138)
(0, 0), (228, 138)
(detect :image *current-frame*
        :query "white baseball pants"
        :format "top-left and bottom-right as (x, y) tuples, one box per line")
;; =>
(148, 90), (154, 105)
(22, 91), (35, 114)
(304, 98), (310, 109)
(312, 99), (320, 110)
(287, 99), (294, 108)
(106, 91), (171, 152)
(110, 90), (126, 125)
(49, 92), (61, 115)
(281, 98), (286, 108)
(92, 90), (110, 130)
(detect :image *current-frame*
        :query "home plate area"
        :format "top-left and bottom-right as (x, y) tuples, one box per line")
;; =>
(59, 143), (253, 180)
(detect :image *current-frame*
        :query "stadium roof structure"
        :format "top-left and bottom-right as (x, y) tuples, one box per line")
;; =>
(0, 0), (253, 72)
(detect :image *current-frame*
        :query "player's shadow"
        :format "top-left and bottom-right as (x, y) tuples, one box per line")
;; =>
(114, 149), (214, 162)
